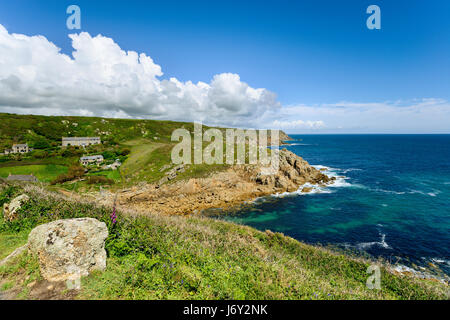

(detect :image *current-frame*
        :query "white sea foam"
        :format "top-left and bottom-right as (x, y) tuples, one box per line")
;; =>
(271, 182), (333, 198)
(342, 168), (363, 173)
(356, 232), (391, 250)
(392, 264), (420, 276)
(392, 264), (449, 283)
(407, 189), (441, 197)
(313, 165), (354, 188)
(431, 258), (450, 266)
(263, 164), (359, 200)
(373, 188), (406, 195)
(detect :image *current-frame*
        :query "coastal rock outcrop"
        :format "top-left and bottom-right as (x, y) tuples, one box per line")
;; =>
(3, 194), (30, 222)
(99, 149), (335, 215)
(157, 164), (186, 187)
(27, 218), (108, 282)
(254, 149), (333, 192)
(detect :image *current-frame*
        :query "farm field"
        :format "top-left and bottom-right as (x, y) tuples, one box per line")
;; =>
(0, 164), (68, 183)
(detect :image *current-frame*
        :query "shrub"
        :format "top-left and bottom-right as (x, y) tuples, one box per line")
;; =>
(87, 176), (114, 185)
(68, 164), (85, 178)
(120, 148), (131, 156)
(32, 150), (48, 159)
(31, 138), (50, 150)
(61, 147), (83, 157)
(50, 164), (85, 185)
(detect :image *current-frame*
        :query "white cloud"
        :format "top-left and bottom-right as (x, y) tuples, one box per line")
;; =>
(0, 24), (279, 127)
(263, 98), (450, 133)
(0, 24), (448, 133)
(272, 119), (325, 129)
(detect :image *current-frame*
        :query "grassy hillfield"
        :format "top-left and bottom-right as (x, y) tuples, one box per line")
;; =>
(0, 113), (238, 188)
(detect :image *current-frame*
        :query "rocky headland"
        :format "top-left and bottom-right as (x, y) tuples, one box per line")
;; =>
(96, 148), (335, 215)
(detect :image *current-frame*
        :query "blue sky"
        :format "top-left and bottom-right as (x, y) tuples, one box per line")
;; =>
(0, 0), (449, 132)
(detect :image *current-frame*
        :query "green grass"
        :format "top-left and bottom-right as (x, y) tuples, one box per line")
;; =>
(0, 113), (282, 189)
(0, 157), (75, 168)
(120, 139), (163, 183)
(0, 112), (199, 152)
(0, 182), (447, 300)
(0, 164), (68, 183)
(88, 170), (121, 181)
(0, 230), (29, 260)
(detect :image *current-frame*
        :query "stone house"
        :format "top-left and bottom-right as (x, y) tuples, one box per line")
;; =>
(62, 137), (101, 147)
(4, 143), (31, 154)
(80, 155), (104, 166)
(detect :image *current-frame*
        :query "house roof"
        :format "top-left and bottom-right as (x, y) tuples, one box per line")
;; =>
(6, 174), (38, 182)
(12, 144), (28, 147)
(80, 155), (104, 160)
(62, 137), (100, 141)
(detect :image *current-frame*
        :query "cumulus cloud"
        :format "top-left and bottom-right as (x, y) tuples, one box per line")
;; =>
(0, 24), (280, 127)
(0, 24), (448, 133)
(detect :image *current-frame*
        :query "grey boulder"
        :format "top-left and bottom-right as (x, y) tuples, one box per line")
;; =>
(27, 218), (108, 282)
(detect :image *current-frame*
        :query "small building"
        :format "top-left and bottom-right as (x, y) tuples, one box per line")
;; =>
(103, 159), (122, 170)
(12, 144), (30, 153)
(62, 137), (101, 147)
(80, 155), (104, 166)
(4, 144), (31, 154)
(6, 174), (38, 182)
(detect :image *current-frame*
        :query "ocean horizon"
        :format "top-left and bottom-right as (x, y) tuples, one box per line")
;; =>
(211, 134), (450, 278)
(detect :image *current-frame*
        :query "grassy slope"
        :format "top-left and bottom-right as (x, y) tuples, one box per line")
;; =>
(0, 164), (68, 182)
(0, 183), (447, 300)
(0, 113), (231, 186)
(0, 113), (196, 149)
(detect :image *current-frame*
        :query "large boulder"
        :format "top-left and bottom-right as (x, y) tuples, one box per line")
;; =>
(27, 218), (108, 282)
(3, 194), (30, 222)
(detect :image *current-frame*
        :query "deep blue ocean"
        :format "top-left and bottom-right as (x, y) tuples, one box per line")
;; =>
(212, 135), (450, 277)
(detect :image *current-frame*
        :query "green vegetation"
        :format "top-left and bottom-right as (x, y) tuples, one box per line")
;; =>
(0, 164), (68, 183)
(87, 176), (114, 185)
(0, 113), (231, 188)
(0, 182), (447, 300)
(0, 112), (197, 152)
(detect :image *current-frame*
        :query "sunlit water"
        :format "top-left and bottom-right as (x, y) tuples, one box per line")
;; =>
(206, 135), (450, 277)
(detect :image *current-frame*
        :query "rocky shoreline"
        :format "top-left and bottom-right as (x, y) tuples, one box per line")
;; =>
(94, 148), (335, 215)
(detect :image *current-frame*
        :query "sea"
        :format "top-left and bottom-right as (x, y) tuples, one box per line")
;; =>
(209, 135), (450, 278)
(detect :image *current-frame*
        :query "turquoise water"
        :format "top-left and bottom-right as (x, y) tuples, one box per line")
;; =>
(211, 135), (450, 276)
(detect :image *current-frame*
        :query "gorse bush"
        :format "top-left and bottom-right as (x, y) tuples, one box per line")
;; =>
(0, 185), (18, 207)
(50, 164), (85, 185)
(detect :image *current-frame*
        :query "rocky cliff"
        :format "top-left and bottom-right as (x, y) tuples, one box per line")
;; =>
(98, 148), (335, 215)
